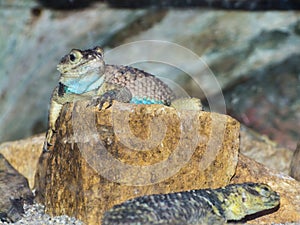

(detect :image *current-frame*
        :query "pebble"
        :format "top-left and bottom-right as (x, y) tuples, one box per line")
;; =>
(0, 203), (84, 225)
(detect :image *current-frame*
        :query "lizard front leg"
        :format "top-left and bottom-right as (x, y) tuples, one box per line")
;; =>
(89, 88), (132, 109)
(44, 100), (63, 151)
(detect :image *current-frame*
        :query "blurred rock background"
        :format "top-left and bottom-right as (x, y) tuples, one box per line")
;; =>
(0, 0), (299, 152)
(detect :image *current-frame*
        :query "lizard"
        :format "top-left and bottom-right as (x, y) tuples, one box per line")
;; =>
(101, 182), (280, 225)
(44, 48), (280, 224)
(44, 46), (202, 151)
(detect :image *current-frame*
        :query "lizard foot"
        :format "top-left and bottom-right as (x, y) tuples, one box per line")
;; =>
(88, 90), (118, 110)
(43, 129), (56, 152)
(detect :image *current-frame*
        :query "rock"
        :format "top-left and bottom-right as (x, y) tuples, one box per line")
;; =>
(231, 154), (300, 224)
(239, 126), (293, 174)
(106, 10), (300, 96)
(34, 100), (240, 224)
(1, 1), (300, 151)
(224, 55), (300, 149)
(0, 134), (44, 189)
(0, 154), (33, 223)
(37, 0), (94, 9)
(106, 0), (300, 10)
(290, 142), (300, 181)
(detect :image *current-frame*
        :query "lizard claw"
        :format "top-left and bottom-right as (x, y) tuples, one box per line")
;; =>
(43, 128), (56, 152)
(87, 90), (117, 110)
(42, 142), (51, 153)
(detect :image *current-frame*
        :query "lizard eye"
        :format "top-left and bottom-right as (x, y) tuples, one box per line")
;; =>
(259, 185), (271, 197)
(69, 50), (82, 63)
(69, 53), (76, 61)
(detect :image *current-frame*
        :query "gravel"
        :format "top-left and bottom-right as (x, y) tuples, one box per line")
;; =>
(0, 203), (84, 225)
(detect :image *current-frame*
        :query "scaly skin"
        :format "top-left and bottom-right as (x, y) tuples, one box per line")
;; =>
(102, 183), (280, 225)
(45, 46), (201, 150)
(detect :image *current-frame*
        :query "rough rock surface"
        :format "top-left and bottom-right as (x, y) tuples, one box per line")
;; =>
(0, 134), (44, 189)
(0, 154), (33, 223)
(35, 101), (240, 224)
(239, 126), (293, 174)
(231, 154), (300, 224)
(290, 142), (300, 181)
(224, 56), (300, 149)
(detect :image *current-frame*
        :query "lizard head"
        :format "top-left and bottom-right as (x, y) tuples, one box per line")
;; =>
(57, 46), (105, 94)
(217, 183), (280, 221)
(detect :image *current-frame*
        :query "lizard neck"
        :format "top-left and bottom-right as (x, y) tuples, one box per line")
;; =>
(60, 72), (104, 94)
(58, 82), (67, 97)
(213, 187), (247, 221)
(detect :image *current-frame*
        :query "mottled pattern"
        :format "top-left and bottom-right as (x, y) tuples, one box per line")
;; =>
(102, 183), (280, 225)
(102, 65), (174, 105)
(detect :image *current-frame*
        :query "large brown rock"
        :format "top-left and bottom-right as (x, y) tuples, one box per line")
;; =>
(34, 100), (240, 224)
(231, 154), (300, 224)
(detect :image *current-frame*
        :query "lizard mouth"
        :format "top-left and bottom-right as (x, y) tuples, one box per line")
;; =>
(56, 64), (90, 76)
(56, 69), (81, 78)
(266, 192), (280, 207)
(57, 58), (104, 75)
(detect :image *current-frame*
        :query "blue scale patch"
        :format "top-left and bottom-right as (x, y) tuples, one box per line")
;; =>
(130, 97), (164, 105)
(64, 86), (72, 94)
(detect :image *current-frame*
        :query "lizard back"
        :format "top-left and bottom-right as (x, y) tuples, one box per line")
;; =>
(103, 64), (175, 105)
